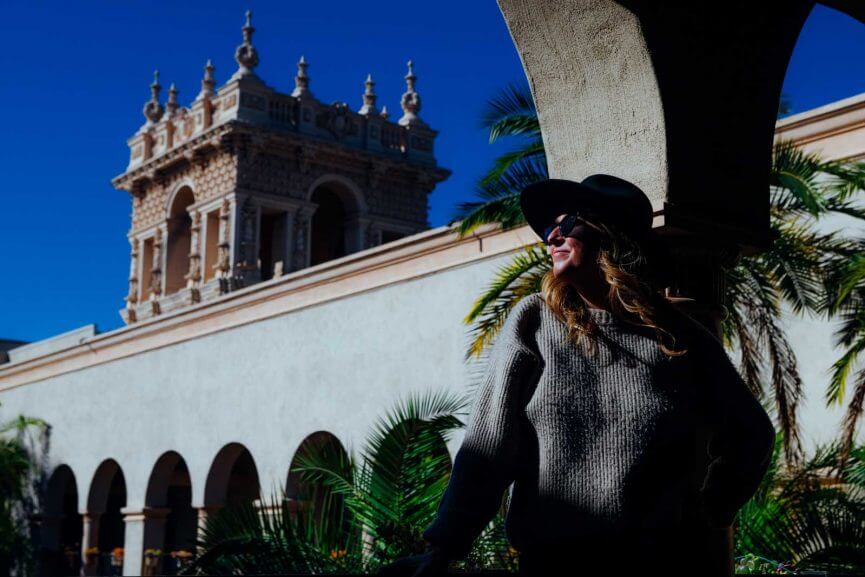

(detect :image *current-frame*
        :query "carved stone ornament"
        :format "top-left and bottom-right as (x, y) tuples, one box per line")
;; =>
(234, 10), (259, 76)
(295, 146), (314, 175)
(317, 102), (354, 140)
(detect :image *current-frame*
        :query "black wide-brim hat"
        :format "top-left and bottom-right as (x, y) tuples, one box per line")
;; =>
(520, 174), (654, 243)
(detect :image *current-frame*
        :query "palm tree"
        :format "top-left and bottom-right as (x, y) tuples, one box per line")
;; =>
(0, 404), (47, 576)
(450, 82), (865, 468)
(734, 434), (865, 573)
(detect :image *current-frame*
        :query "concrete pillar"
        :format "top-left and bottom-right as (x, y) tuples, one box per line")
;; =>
(194, 504), (224, 554)
(80, 512), (100, 577)
(253, 497), (282, 529)
(120, 508), (146, 576)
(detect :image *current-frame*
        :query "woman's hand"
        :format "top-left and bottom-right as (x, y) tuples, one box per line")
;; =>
(377, 547), (452, 577)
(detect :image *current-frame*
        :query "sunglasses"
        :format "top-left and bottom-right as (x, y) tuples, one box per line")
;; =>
(543, 213), (594, 244)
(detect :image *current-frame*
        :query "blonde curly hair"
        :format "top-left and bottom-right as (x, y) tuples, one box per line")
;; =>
(540, 219), (686, 358)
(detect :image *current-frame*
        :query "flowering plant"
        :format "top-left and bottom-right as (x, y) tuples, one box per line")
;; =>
(170, 549), (193, 559)
(734, 553), (797, 574)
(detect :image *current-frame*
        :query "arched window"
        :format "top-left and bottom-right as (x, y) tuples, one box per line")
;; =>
(309, 186), (347, 266)
(165, 187), (195, 294)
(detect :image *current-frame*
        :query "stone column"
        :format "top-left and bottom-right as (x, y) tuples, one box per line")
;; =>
(80, 512), (100, 576)
(291, 206), (316, 272)
(186, 210), (203, 303)
(346, 214), (372, 253)
(216, 198), (232, 294)
(194, 505), (224, 553)
(126, 237), (139, 322)
(120, 508), (147, 577)
(150, 226), (165, 316)
(364, 220), (380, 250)
(253, 497), (281, 529)
(231, 197), (261, 288)
(279, 207), (298, 277)
(493, 2), (816, 575)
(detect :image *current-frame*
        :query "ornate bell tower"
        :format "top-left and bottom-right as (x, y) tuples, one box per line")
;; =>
(112, 11), (450, 324)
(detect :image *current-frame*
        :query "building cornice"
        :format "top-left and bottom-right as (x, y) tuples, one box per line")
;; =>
(774, 92), (865, 161)
(112, 120), (451, 193)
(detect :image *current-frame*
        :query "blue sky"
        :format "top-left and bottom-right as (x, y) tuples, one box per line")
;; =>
(1, 2), (864, 343)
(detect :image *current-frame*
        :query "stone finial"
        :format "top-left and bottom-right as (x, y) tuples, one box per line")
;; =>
(197, 59), (216, 100)
(143, 69), (165, 125)
(291, 55), (311, 98)
(380, 105), (389, 120)
(233, 10), (259, 78)
(359, 73), (378, 116)
(398, 59), (425, 127)
(166, 83), (180, 118)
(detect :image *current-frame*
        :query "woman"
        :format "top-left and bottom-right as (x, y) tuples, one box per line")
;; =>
(379, 175), (776, 577)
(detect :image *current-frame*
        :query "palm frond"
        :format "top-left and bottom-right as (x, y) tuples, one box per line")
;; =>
(463, 244), (550, 360)
(479, 82), (539, 141)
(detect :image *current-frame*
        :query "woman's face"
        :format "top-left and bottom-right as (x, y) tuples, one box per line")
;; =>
(546, 212), (603, 279)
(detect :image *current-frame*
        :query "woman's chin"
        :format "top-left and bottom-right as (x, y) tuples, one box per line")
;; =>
(553, 263), (579, 278)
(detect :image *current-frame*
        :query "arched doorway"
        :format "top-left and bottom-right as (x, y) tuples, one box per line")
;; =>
(86, 460), (126, 576)
(38, 465), (82, 577)
(165, 186), (195, 294)
(144, 452), (196, 575)
(286, 432), (353, 548)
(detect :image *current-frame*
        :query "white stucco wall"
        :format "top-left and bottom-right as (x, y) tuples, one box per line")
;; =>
(0, 248), (517, 513)
(778, 210), (865, 456)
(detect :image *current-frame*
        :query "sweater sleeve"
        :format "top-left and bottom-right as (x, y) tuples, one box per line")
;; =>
(422, 301), (541, 559)
(689, 319), (777, 529)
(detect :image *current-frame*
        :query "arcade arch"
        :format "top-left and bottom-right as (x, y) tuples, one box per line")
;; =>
(85, 460), (126, 576)
(203, 443), (261, 511)
(38, 465), (82, 577)
(286, 432), (354, 548)
(143, 451), (196, 575)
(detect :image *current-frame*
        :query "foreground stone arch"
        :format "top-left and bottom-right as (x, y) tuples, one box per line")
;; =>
(495, 2), (865, 575)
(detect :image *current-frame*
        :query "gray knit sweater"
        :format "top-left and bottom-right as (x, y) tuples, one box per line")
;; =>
(423, 292), (776, 558)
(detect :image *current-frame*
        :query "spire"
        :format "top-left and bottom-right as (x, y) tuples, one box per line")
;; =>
(398, 59), (425, 127)
(232, 9), (259, 79)
(291, 55), (311, 98)
(359, 73), (378, 116)
(197, 59), (216, 100)
(166, 83), (180, 118)
(380, 105), (389, 120)
(142, 69), (165, 125)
